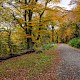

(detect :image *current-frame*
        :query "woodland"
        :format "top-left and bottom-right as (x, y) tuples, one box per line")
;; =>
(0, 0), (80, 58)
(0, 0), (80, 80)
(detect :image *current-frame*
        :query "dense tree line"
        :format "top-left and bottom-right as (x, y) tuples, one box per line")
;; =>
(0, 0), (80, 57)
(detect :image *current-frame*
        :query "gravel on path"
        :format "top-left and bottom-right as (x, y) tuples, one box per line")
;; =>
(56, 44), (80, 80)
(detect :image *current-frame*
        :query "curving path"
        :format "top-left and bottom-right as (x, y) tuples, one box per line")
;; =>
(56, 44), (80, 80)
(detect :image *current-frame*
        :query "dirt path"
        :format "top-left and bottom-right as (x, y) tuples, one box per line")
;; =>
(56, 44), (80, 80)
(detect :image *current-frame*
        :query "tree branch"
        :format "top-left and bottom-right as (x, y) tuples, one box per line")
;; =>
(12, 13), (24, 29)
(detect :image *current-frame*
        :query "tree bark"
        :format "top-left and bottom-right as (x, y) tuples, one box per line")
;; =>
(24, 0), (33, 50)
(74, 24), (79, 37)
(8, 30), (12, 54)
(52, 26), (54, 42)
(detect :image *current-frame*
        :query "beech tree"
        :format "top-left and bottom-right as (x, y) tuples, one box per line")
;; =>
(0, 0), (61, 50)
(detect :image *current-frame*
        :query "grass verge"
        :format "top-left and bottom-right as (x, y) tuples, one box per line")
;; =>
(0, 45), (58, 80)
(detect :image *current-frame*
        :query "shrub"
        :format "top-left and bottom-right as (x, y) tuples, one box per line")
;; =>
(34, 42), (55, 53)
(68, 38), (80, 48)
(43, 42), (54, 50)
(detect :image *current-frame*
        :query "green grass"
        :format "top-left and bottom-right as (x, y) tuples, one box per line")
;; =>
(0, 46), (57, 79)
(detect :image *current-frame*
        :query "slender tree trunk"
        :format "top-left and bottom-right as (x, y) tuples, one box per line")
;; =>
(52, 26), (54, 42)
(8, 31), (12, 54)
(74, 24), (79, 37)
(56, 31), (58, 43)
(37, 16), (42, 40)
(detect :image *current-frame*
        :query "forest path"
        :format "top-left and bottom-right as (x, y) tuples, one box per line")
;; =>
(56, 44), (80, 80)
(0, 44), (80, 80)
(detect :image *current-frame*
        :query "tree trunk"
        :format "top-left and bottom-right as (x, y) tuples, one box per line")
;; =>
(24, 0), (33, 50)
(74, 24), (79, 37)
(27, 10), (33, 49)
(37, 16), (42, 40)
(52, 26), (54, 42)
(56, 32), (58, 43)
(8, 31), (12, 54)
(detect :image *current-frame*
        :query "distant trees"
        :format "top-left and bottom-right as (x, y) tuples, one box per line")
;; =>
(53, 2), (80, 43)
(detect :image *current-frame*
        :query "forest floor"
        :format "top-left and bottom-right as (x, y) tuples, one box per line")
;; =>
(0, 46), (60, 80)
(0, 44), (80, 80)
